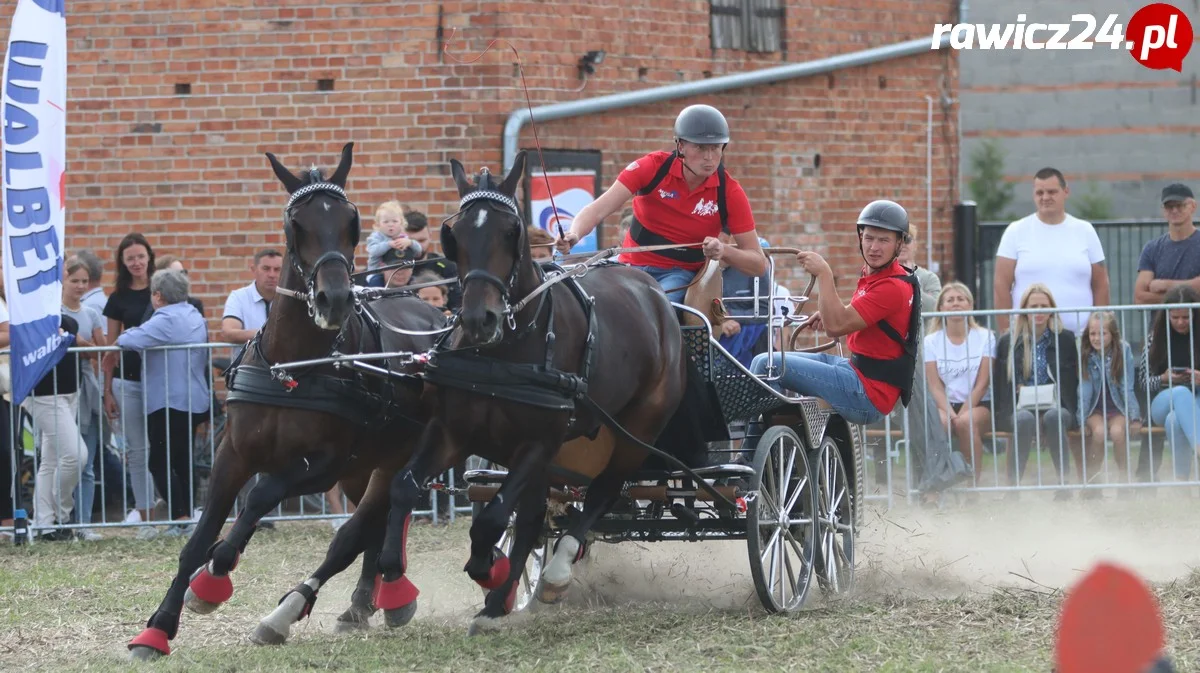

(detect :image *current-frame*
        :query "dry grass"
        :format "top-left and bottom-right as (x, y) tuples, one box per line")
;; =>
(2, 494), (1200, 672)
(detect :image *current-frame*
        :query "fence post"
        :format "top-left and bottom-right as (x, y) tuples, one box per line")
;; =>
(953, 201), (978, 296)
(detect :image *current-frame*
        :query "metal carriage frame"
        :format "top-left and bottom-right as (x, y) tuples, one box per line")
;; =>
(465, 302), (865, 614)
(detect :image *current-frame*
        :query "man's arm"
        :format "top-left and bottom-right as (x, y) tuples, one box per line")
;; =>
(723, 231), (768, 277)
(1134, 270), (1162, 304)
(993, 256), (1016, 333)
(220, 317), (257, 344)
(1090, 262), (1110, 307)
(565, 181), (634, 244)
(814, 270), (867, 338)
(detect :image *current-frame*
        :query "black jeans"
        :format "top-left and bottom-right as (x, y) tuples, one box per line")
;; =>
(148, 408), (204, 521)
(0, 399), (11, 520)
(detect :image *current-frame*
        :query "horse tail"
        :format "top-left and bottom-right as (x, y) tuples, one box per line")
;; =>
(645, 350), (727, 470)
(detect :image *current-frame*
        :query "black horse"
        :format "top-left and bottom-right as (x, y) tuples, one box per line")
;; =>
(368, 151), (704, 634)
(128, 143), (446, 659)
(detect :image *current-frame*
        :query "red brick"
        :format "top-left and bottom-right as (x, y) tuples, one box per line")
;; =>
(0, 0), (958, 337)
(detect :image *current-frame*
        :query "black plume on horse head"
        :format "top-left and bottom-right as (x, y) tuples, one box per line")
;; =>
(265, 141), (355, 194)
(441, 152), (528, 269)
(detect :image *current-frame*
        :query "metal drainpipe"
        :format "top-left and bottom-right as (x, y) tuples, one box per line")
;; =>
(502, 32), (957, 172)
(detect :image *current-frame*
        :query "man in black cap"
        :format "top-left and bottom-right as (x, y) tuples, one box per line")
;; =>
(1134, 183), (1200, 305)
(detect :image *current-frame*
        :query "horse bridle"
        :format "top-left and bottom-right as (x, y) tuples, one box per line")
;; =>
(448, 188), (531, 331)
(274, 180), (361, 317)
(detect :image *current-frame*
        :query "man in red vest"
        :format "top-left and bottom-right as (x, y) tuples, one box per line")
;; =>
(750, 200), (922, 425)
(556, 104), (767, 302)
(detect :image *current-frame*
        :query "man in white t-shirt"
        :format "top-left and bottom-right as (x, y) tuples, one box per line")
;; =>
(992, 168), (1110, 335)
(219, 249), (282, 344)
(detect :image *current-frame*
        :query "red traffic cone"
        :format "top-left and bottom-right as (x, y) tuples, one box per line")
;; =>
(1055, 562), (1170, 673)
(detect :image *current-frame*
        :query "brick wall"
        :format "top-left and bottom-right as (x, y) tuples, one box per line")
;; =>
(2, 0), (959, 335)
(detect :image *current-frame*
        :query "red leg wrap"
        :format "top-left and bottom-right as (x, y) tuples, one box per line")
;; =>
(373, 575), (420, 611)
(188, 565), (234, 605)
(475, 551), (510, 591)
(128, 627), (171, 656)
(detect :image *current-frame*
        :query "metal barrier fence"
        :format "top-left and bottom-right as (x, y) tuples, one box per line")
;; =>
(4, 342), (470, 543)
(863, 302), (1200, 506)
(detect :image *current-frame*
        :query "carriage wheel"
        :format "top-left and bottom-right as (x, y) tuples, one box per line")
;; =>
(745, 425), (816, 613)
(812, 435), (855, 595)
(492, 513), (548, 613)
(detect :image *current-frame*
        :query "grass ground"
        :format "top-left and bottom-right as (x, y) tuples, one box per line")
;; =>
(2, 494), (1199, 672)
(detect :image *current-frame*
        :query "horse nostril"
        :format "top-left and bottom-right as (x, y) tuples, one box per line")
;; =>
(314, 290), (330, 310)
(481, 310), (500, 331)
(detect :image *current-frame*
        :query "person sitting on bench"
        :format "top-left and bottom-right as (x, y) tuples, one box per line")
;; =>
(749, 200), (921, 426)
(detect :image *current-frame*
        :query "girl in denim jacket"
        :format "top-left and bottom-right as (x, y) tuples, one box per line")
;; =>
(1078, 311), (1141, 492)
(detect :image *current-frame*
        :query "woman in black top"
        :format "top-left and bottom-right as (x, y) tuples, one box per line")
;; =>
(102, 233), (156, 525)
(1136, 286), (1200, 480)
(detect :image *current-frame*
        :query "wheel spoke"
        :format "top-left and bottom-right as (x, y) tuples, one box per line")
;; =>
(760, 525), (783, 565)
(778, 439), (796, 514)
(769, 529), (783, 604)
(784, 473), (809, 515)
(763, 452), (779, 509)
(781, 538), (799, 605)
(829, 483), (846, 518)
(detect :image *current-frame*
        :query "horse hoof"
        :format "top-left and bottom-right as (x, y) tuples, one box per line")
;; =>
(536, 578), (569, 605)
(335, 606), (373, 633)
(334, 617), (371, 634)
(384, 599), (418, 628)
(184, 587), (221, 615)
(128, 645), (166, 662)
(128, 627), (170, 659)
(187, 565), (234, 608)
(466, 614), (502, 637)
(250, 621), (288, 646)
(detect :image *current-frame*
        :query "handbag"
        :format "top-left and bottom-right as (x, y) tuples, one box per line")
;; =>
(1017, 382), (1058, 410)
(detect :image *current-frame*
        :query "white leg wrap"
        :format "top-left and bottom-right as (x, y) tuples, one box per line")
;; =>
(259, 578), (321, 638)
(541, 536), (581, 586)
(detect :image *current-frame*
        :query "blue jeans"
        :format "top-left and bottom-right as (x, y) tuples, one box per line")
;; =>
(631, 265), (695, 304)
(749, 352), (883, 425)
(72, 412), (102, 525)
(1150, 386), (1200, 479)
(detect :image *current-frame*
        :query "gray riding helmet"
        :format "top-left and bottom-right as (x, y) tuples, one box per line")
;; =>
(856, 200), (911, 241)
(674, 104), (730, 145)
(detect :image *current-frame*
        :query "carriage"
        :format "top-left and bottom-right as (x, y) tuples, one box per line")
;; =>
(456, 281), (864, 614)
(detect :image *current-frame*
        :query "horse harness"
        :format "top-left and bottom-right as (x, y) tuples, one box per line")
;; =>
(423, 187), (739, 509)
(428, 187), (602, 426)
(224, 179), (419, 430)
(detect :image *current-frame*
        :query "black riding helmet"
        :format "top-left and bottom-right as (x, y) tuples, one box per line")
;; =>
(674, 104), (730, 145)
(856, 199), (911, 269)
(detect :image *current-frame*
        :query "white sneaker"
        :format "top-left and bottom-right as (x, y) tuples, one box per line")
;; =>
(135, 525), (160, 541)
(76, 529), (103, 541)
(124, 509), (143, 524)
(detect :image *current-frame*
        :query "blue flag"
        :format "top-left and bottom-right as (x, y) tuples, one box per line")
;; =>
(2, 0), (71, 406)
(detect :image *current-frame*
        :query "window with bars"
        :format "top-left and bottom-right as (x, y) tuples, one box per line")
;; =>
(710, 0), (785, 53)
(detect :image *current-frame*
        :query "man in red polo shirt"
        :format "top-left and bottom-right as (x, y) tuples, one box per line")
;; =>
(750, 200), (922, 424)
(555, 104), (768, 302)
